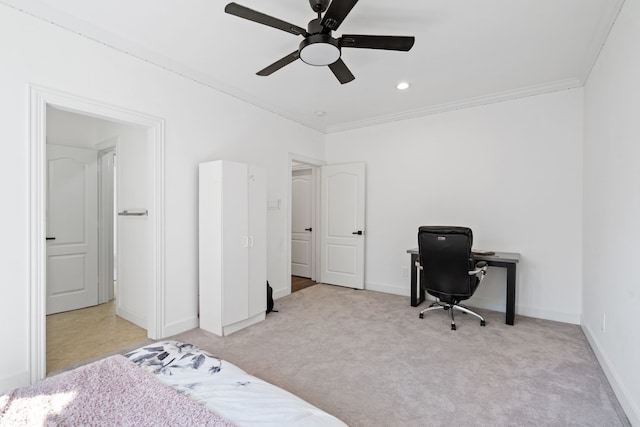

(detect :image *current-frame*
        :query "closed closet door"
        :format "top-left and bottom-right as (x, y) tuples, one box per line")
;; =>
(222, 162), (249, 326)
(247, 164), (267, 317)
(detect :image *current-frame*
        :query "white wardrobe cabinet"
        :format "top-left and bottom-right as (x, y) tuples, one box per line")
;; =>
(199, 160), (267, 336)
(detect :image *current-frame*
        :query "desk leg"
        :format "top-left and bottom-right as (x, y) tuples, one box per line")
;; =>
(506, 264), (516, 325)
(410, 253), (424, 307)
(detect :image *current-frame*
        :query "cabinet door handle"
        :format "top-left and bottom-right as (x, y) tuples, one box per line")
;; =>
(249, 236), (254, 247)
(242, 236), (249, 247)
(352, 230), (363, 235)
(46, 237), (56, 240)
(305, 228), (312, 232)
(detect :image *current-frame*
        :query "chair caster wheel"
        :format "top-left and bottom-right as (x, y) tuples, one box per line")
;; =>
(419, 313), (424, 319)
(451, 324), (456, 331)
(481, 320), (486, 327)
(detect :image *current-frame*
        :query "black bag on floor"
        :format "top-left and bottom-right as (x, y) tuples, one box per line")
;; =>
(266, 281), (276, 313)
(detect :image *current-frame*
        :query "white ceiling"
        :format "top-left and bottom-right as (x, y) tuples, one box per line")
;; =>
(3, 0), (624, 133)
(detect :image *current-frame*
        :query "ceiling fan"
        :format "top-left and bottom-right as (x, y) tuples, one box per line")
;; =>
(225, 0), (415, 84)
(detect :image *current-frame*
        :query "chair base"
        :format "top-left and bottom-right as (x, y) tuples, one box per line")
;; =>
(419, 301), (486, 330)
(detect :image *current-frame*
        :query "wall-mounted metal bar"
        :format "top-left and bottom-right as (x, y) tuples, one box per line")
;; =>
(118, 209), (148, 216)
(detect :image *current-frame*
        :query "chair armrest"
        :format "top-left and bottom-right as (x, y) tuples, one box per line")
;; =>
(467, 261), (489, 280)
(468, 262), (488, 283)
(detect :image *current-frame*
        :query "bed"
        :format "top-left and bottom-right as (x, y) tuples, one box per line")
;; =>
(0, 340), (347, 427)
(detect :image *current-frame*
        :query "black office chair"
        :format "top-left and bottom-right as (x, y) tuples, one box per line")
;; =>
(416, 226), (488, 330)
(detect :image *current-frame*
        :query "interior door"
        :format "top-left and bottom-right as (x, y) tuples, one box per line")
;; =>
(291, 168), (313, 278)
(46, 144), (99, 314)
(320, 163), (365, 289)
(115, 128), (149, 330)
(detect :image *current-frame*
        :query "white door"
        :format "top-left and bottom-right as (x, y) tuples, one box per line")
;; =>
(291, 168), (313, 278)
(116, 128), (149, 329)
(247, 164), (267, 318)
(222, 161), (250, 327)
(320, 163), (365, 289)
(46, 144), (98, 314)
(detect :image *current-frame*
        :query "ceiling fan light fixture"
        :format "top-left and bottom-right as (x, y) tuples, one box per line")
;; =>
(299, 34), (341, 66)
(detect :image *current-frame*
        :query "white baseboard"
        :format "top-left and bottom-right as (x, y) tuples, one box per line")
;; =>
(365, 281), (410, 296)
(582, 322), (639, 426)
(163, 316), (199, 338)
(116, 306), (146, 330)
(516, 304), (580, 325)
(364, 281), (581, 324)
(273, 288), (291, 300)
(467, 295), (581, 325)
(0, 370), (31, 394)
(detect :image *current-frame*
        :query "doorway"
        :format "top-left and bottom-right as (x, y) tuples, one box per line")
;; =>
(287, 155), (367, 294)
(44, 108), (149, 372)
(291, 164), (316, 287)
(29, 85), (165, 383)
(288, 155), (324, 294)
(318, 162), (366, 290)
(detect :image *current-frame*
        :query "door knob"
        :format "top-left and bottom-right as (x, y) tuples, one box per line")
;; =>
(352, 230), (363, 235)
(305, 228), (312, 232)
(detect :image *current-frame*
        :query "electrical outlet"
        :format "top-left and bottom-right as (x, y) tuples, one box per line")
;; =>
(601, 313), (606, 333)
(401, 266), (409, 277)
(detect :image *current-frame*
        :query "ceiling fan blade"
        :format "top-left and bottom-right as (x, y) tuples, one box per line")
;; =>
(328, 58), (355, 84)
(321, 0), (359, 32)
(340, 35), (415, 51)
(225, 3), (308, 37)
(256, 51), (301, 76)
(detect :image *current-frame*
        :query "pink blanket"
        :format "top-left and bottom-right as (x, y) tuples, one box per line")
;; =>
(0, 355), (233, 427)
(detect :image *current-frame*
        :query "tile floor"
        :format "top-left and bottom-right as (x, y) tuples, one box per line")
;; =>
(46, 299), (148, 373)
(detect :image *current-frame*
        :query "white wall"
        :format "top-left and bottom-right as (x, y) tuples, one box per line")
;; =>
(0, 4), (324, 392)
(582, 0), (640, 424)
(326, 89), (584, 324)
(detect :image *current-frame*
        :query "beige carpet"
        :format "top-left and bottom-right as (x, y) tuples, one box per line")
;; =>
(165, 284), (630, 427)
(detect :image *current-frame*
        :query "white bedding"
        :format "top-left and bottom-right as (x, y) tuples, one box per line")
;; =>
(125, 341), (347, 427)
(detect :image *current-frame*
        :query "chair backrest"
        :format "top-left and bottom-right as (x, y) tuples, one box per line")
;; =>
(418, 226), (476, 302)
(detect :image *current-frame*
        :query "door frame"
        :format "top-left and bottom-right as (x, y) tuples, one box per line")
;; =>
(29, 85), (165, 384)
(97, 143), (116, 305)
(291, 165), (316, 280)
(287, 153), (325, 295)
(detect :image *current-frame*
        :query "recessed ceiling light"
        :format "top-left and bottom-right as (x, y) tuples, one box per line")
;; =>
(315, 111), (326, 117)
(396, 82), (410, 90)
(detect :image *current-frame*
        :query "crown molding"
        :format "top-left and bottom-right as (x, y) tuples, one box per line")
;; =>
(325, 78), (584, 134)
(578, 0), (626, 84)
(2, 0), (609, 135)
